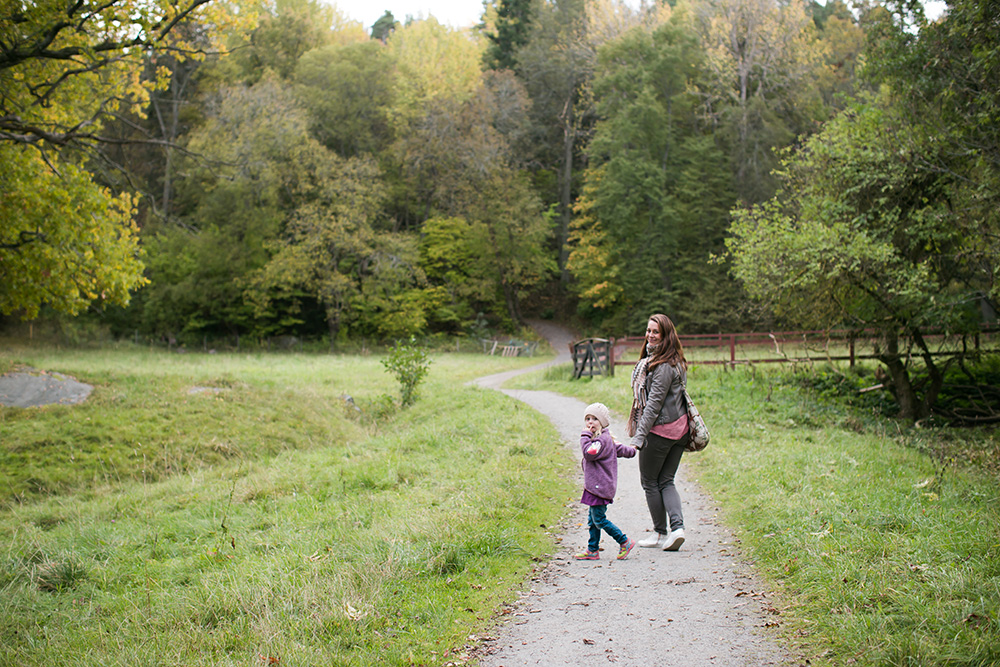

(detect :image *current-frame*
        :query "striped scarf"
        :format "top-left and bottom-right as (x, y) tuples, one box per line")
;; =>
(627, 356), (650, 437)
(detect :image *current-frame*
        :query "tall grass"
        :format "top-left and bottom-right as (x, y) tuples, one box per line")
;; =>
(507, 362), (1000, 666)
(0, 347), (569, 666)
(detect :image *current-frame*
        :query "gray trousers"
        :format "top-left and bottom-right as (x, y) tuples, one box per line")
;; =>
(638, 431), (687, 534)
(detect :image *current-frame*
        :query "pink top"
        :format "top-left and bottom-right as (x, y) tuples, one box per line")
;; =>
(650, 414), (689, 441)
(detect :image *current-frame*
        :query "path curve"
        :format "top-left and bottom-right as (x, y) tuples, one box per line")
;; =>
(470, 321), (790, 666)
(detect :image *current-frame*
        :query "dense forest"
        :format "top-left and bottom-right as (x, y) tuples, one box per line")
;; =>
(1, 0), (997, 353)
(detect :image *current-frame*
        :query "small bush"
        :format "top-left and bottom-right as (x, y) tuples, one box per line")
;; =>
(381, 338), (432, 407)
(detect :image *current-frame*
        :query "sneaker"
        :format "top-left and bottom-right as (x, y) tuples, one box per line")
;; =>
(662, 528), (685, 551)
(574, 549), (600, 560)
(638, 532), (663, 548)
(617, 538), (636, 560)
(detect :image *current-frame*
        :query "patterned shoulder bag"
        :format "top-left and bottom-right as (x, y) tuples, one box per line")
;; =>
(682, 377), (710, 452)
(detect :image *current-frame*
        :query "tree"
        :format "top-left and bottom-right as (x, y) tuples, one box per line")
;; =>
(220, 0), (363, 84)
(0, 0), (250, 318)
(864, 0), (1000, 228)
(482, 0), (535, 71)
(454, 168), (555, 326)
(135, 75), (310, 338)
(0, 145), (146, 318)
(371, 10), (398, 43)
(726, 92), (993, 420)
(808, 0), (865, 111)
(514, 0), (596, 295)
(0, 0), (248, 147)
(696, 0), (823, 202)
(294, 41), (396, 157)
(375, 18), (488, 232)
(385, 17), (484, 129)
(399, 71), (553, 326)
(569, 3), (741, 332)
(251, 151), (404, 342)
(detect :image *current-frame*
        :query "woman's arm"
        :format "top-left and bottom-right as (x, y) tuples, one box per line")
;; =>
(630, 363), (674, 446)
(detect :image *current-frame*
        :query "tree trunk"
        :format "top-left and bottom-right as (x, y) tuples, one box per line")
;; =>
(557, 96), (575, 290)
(501, 279), (523, 326)
(911, 328), (945, 419)
(879, 332), (926, 422)
(325, 308), (340, 351)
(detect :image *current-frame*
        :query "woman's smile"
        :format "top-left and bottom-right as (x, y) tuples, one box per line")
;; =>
(645, 319), (662, 346)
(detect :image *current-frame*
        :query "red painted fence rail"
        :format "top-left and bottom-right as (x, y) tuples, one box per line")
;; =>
(606, 325), (1000, 368)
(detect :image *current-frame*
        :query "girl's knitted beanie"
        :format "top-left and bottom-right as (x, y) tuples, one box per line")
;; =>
(584, 402), (611, 428)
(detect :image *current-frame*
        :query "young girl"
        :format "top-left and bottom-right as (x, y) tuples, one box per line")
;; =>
(575, 402), (637, 561)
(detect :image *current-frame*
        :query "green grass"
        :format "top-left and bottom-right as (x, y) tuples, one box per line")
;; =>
(0, 346), (569, 666)
(5, 344), (999, 666)
(508, 362), (1000, 666)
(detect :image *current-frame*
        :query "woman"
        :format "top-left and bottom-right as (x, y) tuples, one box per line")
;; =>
(627, 313), (690, 551)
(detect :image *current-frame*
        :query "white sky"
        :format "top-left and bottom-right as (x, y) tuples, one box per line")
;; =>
(923, 1), (945, 19)
(328, 0), (947, 33)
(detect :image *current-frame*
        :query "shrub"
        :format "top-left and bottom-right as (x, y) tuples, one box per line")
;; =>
(381, 337), (432, 407)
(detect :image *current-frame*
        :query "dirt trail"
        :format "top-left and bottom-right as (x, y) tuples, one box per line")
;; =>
(469, 321), (789, 666)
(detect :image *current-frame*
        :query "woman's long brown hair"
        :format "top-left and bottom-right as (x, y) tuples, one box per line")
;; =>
(640, 313), (687, 371)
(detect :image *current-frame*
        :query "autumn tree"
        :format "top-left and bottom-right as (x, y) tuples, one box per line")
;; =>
(222, 0), (359, 83)
(381, 17), (485, 231)
(0, 146), (146, 318)
(402, 71), (554, 326)
(696, 0), (823, 202)
(514, 0), (594, 295)
(569, 2), (741, 332)
(135, 76), (308, 338)
(294, 41), (396, 157)
(727, 90), (995, 421)
(250, 150), (416, 342)
(0, 0), (249, 318)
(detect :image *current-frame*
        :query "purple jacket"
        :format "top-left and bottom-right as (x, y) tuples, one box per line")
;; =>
(580, 428), (636, 501)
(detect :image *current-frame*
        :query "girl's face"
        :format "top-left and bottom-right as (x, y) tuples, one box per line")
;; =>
(585, 414), (602, 432)
(645, 319), (663, 347)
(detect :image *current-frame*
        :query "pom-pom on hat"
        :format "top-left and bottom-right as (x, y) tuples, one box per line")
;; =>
(584, 402), (611, 428)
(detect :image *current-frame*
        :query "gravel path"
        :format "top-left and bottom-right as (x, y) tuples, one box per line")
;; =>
(469, 321), (791, 666)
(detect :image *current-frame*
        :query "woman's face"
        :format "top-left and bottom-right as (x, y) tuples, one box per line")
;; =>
(645, 319), (662, 347)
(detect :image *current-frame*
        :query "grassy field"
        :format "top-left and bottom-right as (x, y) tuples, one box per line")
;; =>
(507, 363), (1000, 666)
(0, 345), (570, 666)
(3, 343), (999, 666)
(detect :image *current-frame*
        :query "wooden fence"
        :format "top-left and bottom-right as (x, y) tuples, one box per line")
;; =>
(608, 325), (1000, 368)
(571, 338), (614, 378)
